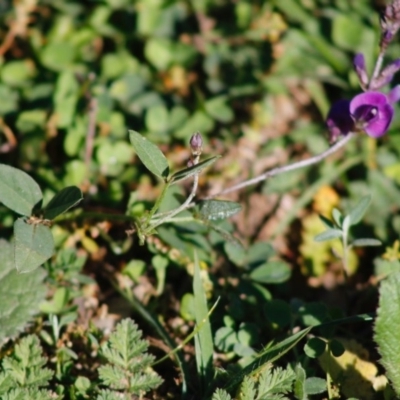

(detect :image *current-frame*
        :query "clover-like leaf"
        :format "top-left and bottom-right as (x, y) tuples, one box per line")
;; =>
(43, 186), (83, 220)
(0, 164), (42, 216)
(14, 218), (55, 273)
(129, 130), (169, 179)
(0, 240), (47, 343)
(249, 261), (291, 284)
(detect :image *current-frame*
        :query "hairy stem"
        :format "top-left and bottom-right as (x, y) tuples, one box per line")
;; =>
(204, 132), (356, 199)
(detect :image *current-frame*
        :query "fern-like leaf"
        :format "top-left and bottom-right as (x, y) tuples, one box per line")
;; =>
(98, 319), (162, 396)
(1, 335), (53, 388)
(256, 366), (296, 400)
(238, 376), (256, 400)
(2, 387), (58, 400)
(96, 389), (130, 400)
(212, 388), (233, 400)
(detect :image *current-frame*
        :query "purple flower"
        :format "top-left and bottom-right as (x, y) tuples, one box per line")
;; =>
(326, 100), (353, 144)
(350, 87), (400, 137)
(326, 86), (400, 141)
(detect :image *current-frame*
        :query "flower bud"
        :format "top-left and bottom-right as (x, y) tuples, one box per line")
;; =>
(380, 0), (400, 49)
(353, 53), (369, 89)
(189, 132), (203, 156)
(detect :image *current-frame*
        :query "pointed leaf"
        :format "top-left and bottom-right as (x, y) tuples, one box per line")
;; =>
(14, 218), (55, 273)
(318, 214), (335, 229)
(169, 156), (220, 184)
(0, 240), (47, 343)
(314, 228), (342, 242)
(348, 195), (371, 226)
(0, 164), (42, 216)
(351, 238), (382, 247)
(332, 208), (342, 227)
(249, 261), (291, 284)
(43, 186), (83, 220)
(374, 271), (400, 395)
(198, 200), (241, 221)
(129, 130), (169, 179)
(225, 326), (312, 391)
(193, 251), (214, 389)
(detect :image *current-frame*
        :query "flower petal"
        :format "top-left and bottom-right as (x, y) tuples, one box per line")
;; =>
(349, 91), (387, 115)
(388, 85), (400, 103)
(364, 103), (393, 137)
(326, 99), (353, 143)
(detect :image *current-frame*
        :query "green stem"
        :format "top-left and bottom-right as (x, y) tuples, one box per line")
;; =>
(54, 209), (134, 223)
(146, 181), (171, 223)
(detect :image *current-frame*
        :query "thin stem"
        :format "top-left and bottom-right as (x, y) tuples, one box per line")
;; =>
(204, 132), (356, 200)
(370, 51), (385, 87)
(342, 234), (349, 282)
(146, 181), (171, 222)
(149, 173), (199, 231)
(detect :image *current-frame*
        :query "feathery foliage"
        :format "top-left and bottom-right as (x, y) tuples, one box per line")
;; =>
(98, 319), (163, 396)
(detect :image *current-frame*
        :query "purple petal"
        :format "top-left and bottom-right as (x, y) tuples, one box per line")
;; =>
(370, 59), (400, 90)
(353, 53), (369, 87)
(350, 91), (388, 114)
(349, 91), (393, 138)
(364, 103), (393, 137)
(326, 99), (353, 143)
(388, 85), (400, 103)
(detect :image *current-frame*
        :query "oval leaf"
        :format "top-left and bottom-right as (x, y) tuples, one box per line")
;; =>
(314, 228), (342, 242)
(129, 130), (169, 179)
(0, 164), (42, 216)
(170, 156), (220, 184)
(348, 195), (371, 226)
(304, 337), (326, 358)
(14, 218), (55, 273)
(43, 186), (83, 220)
(304, 377), (327, 395)
(332, 208), (343, 227)
(249, 261), (291, 284)
(0, 239), (47, 343)
(198, 200), (241, 221)
(351, 238), (382, 247)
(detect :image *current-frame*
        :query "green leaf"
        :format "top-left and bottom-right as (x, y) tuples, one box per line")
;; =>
(314, 228), (342, 242)
(332, 14), (366, 51)
(374, 271), (400, 395)
(0, 164), (42, 216)
(145, 105), (169, 133)
(169, 156), (221, 184)
(348, 195), (372, 226)
(225, 326), (312, 391)
(304, 337), (326, 358)
(250, 261), (291, 284)
(329, 339), (345, 357)
(304, 377), (327, 395)
(0, 240), (47, 343)
(294, 364), (306, 400)
(332, 208), (342, 227)
(318, 214), (335, 229)
(198, 200), (242, 221)
(14, 218), (55, 273)
(351, 238), (382, 247)
(212, 389), (232, 400)
(43, 186), (83, 220)
(193, 251), (214, 391)
(129, 130), (169, 179)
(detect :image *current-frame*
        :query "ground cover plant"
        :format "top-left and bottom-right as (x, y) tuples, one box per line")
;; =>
(2, 0), (400, 399)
